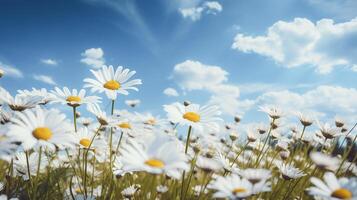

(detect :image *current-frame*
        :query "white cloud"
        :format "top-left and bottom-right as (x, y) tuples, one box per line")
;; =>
(163, 87), (179, 97)
(179, 1), (222, 21)
(252, 85), (357, 120)
(33, 74), (57, 85)
(80, 48), (105, 68)
(232, 17), (357, 74)
(173, 60), (228, 91)
(0, 62), (23, 78)
(307, 0), (357, 20)
(352, 64), (357, 72)
(173, 60), (245, 115)
(41, 58), (58, 66)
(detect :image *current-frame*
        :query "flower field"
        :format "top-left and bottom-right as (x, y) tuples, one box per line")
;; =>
(0, 65), (356, 200)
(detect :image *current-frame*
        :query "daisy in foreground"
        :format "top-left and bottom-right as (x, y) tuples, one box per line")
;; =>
(208, 174), (269, 199)
(164, 102), (222, 132)
(51, 87), (100, 107)
(308, 172), (357, 200)
(117, 133), (189, 179)
(83, 65), (142, 100)
(7, 107), (75, 150)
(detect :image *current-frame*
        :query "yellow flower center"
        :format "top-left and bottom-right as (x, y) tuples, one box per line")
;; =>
(80, 138), (91, 148)
(66, 96), (81, 102)
(103, 80), (121, 90)
(232, 188), (247, 194)
(145, 159), (165, 168)
(331, 188), (352, 199)
(118, 122), (131, 129)
(32, 127), (52, 141)
(183, 112), (200, 122)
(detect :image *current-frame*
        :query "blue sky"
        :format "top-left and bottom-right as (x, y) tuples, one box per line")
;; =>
(0, 0), (356, 125)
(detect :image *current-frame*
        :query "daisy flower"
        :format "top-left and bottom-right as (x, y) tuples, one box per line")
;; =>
(84, 65), (142, 100)
(296, 112), (314, 127)
(7, 107), (75, 151)
(87, 103), (114, 126)
(276, 163), (305, 180)
(237, 168), (271, 184)
(118, 133), (189, 179)
(259, 105), (283, 119)
(125, 99), (141, 108)
(164, 102), (222, 132)
(208, 174), (254, 199)
(18, 88), (55, 105)
(0, 87), (41, 111)
(121, 184), (141, 198)
(318, 122), (340, 139)
(310, 152), (340, 171)
(196, 155), (224, 173)
(51, 87), (100, 107)
(308, 172), (357, 200)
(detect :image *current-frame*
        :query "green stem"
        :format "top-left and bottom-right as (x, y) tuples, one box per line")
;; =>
(181, 126), (193, 200)
(73, 106), (77, 132)
(255, 119), (275, 167)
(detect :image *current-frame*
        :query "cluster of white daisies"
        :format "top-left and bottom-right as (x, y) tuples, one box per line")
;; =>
(0, 65), (356, 200)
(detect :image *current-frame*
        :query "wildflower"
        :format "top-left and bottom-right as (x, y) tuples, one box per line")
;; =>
(335, 116), (345, 128)
(77, 117), (93, 127)
(259, 106), (283, 119)
(87, 103), (114, 126)
(121, 185), (140, 198)
(0, 68), (3, 78)
(318, 122), (340, 139)
(7, 107), (75, 151)
(234, 115), (242, 123)
(308, 172), (357, 199)
(84, 65), (142, 100)
(276, 163), (305, 180)
(0, 87), (41, 111)
(310, 152), (340, 171)
(208, 174), (265, 199)
(164, 102), (221, 132)
(51, 87), (100, 107)
(156, 185), (168, 194)
(296, 112), (313, 127)
(237, 168), (271, 184)
(18, 88), (54, 105)
(118, 134), (189, 179)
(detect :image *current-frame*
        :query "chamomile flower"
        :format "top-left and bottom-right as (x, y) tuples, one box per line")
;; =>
(118, 133), (189, 179)
(259, 106), (283, 119)
(18, 88), (55, 105)
(164, 102), (221, 132)
(318, 122), (340, 139)
(276, 163), (305, 180)
(208, 174), (254, 199)
(84, 65), (142, 100)
(0, 87), (41, 111)
(308, 172), (357, 200)
(87, 103), (114, 126)
(51, 87), (100, 107)
(237, 168), (271, 184)
(7, 107), (75, 151)
(121, 184), (141, 198)
(310, 152), (340, 171)
(296, 112), (314, 127)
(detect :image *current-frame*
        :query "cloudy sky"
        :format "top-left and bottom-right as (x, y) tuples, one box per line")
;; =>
(0, 0), (356, 124)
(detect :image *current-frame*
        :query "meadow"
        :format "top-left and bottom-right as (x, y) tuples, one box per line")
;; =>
(0, 65), (356, 200)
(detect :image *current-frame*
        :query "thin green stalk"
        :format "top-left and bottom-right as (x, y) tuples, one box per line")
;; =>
(337, 129), (357, 174)
(230, 141), (250, 168)
(181, 125), (193, 200)
(73, 106), (77, 132)
(255, 119), (275, 166)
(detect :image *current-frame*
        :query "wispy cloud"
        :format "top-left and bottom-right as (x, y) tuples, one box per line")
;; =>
(163, 87), (179, 97)
(179, 1), (222, 21)
(33, 74), (57, 85)
(0, 61), (23, 78)
(80, 48), (105, 68)
(41, 58), (58, 66)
